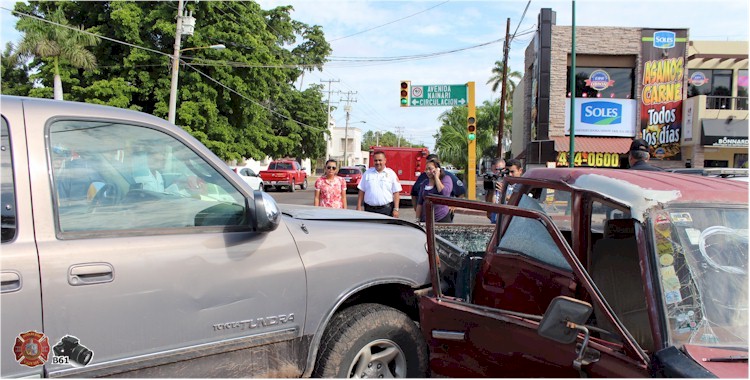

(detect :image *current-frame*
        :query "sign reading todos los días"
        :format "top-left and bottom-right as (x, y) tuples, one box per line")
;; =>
(640, 29), (688, 161)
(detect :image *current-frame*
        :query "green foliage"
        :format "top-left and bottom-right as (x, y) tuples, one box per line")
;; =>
(361, 130), (423, 150)
(434, 99), (502, 173)
(1, 43), (33, 96)
(8, 1), (331, 162)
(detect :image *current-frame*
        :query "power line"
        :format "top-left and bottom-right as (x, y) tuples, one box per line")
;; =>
(328, 1), (450, 42)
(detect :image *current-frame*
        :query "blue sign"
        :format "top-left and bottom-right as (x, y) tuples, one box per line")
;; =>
(653, 31), (676, 49)
(581, 101), (622, 125)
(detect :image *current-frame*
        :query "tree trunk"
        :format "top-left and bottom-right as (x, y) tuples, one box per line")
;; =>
(54, 74), (63, 100)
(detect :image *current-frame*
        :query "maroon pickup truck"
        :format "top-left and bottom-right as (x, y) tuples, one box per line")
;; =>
(259, 160), (308, 192)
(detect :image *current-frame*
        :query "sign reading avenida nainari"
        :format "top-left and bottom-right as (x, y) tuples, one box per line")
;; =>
(640, 29), (688, 161)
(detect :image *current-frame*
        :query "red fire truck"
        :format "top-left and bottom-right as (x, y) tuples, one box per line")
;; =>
(368, 146), (429, 204)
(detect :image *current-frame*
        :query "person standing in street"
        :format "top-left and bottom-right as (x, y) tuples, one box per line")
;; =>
(488, 158), (524, 223)
(415, 159), (453, 223)
(357, 151), (402, 217)
(314, 159), (347, 209)
(483, 157), (506, 203)
(411, 154), (466, 213)
(628, 139), (664, 171)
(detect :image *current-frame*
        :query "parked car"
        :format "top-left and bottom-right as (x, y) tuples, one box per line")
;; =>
(259, 160), (308, 192)
(665, 167), (748, 181)
(1, 96), (430, 378)
(229, 166), (264, 191)
(337, 166), (364, 193)
(355, 164), (367, 173)
(418, 168), (747, 378)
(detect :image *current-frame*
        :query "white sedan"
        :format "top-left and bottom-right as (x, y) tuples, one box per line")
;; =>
(229, 166), (264, 191)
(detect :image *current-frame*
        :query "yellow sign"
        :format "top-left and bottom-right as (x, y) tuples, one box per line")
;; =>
(556, 152), (620, 168)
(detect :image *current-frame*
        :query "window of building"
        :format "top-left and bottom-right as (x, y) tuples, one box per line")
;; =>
(566, 66), (635, 99)
(738, 69), (748, 110)
(688, 69), (735, 109)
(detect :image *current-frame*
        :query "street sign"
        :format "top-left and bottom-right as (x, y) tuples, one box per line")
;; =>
(409, 84), (467, 107)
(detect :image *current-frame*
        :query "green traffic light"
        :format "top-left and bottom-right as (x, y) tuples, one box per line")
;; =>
(400, 98), (408, 105)
(468, 133), (476, 141)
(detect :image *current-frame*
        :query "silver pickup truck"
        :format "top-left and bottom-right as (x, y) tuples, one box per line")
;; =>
(1, 96), (430, 378)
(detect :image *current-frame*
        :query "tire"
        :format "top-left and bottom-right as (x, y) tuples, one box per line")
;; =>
(301, 176), (308, 190)
(289, 180), (296, 192)
(264, 185), (272, 192)
(313, 303), (428, 378)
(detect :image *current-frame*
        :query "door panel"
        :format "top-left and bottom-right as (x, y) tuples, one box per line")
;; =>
(421, 195), (649, 377)
(24, 113), (307, 376)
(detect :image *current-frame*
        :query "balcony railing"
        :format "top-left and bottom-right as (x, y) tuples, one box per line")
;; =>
(705, 96), (749, 110)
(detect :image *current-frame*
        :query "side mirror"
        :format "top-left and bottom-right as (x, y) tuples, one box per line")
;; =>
(538, 296), (592, 344)
(253, 191), (280, 232)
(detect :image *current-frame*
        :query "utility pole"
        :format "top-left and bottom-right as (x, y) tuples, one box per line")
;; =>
(395, 126), (404, 147)
(320, 79), (340, 160)
(168, 0), (185, 124)
(496, 18), (511, 158)
(340, 91), (357, 166)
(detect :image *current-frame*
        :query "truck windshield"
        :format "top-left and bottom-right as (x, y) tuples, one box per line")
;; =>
(651, 206), (748, 349)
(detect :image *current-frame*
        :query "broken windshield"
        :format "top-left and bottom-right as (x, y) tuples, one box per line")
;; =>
(651, 206), (748, 349)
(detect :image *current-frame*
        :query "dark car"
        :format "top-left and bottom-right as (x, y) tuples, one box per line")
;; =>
(337, 166), (364, 193)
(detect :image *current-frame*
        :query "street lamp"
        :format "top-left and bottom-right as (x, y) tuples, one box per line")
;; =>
(344, 120), (366, 167)
(167, 43), (226, 124)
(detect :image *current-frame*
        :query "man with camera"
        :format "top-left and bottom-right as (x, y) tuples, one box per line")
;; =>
(483, 158), (507, 203)
(486, 158), (524, 223)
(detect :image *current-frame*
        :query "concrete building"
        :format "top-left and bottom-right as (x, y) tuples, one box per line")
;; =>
(516, 8), (748, 169)
(326, 121), (369, 169)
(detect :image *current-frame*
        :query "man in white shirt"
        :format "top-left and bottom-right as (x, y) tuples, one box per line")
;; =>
(357, 151), (402, 217)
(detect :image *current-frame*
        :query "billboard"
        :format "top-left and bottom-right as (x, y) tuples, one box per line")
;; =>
(640, 29), (688, 160)
(564, 98), (637, 137)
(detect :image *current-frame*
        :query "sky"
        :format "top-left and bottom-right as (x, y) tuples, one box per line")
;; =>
(2, 0), (749, 151)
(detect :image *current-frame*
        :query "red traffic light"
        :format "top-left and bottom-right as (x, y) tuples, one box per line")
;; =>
(401, 82), (409, 89)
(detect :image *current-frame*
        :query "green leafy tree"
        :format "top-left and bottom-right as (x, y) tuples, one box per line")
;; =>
(361, 130), (422, 149)
(487, 60), (522, 98)
(15, 6), (98, 100)
(11, 1), (331, 162)
(434, 100), (498, 173)
(1, 42), (33, 96)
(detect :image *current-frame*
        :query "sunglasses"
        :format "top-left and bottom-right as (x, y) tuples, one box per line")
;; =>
(326, 166), (337, 170)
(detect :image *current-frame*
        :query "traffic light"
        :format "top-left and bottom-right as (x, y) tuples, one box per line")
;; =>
(467, 116), (476, 141)
(400, 81), (410, 107)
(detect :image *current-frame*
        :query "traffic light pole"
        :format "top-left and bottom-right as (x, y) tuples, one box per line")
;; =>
(467, 81), (476, 200)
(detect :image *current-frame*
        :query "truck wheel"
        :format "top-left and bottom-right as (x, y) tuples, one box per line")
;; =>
(313, 303), (428, 378)
(289, 181), (296, 192)
(301, 177), (308, 190)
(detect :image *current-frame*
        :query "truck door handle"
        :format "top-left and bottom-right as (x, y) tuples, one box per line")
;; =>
(1, 271), (21, 293)
(69, 263), (114, 286)
(432, 330), (466, 341)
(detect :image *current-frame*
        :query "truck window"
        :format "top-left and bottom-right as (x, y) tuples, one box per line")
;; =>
(48, 120), (247, 235)
(1, 118), (16, 243)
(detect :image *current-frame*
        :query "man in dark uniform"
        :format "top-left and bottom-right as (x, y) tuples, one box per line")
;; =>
(628, 139), (664, 171)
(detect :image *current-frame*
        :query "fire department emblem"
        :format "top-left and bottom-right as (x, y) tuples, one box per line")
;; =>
(13, 331), (51, 367)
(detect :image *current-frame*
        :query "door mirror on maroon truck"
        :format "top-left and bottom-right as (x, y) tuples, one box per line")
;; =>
(537, 296), (593, 344)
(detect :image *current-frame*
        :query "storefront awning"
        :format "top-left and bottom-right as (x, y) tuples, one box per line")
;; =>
(701, 119), (749, 147)
(550, 136), (633, 153)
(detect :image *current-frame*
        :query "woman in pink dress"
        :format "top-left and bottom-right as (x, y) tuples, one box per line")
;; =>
(314, 160), (347, 209)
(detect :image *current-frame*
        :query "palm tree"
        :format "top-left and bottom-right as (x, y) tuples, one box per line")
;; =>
(16, 7), (98, 100)
(486, 60), (522, 98)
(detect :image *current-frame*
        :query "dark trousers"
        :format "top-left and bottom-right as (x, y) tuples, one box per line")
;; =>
(364, 202), (394, 216)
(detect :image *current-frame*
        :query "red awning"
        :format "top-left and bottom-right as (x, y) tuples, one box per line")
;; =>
(550, 136), (632, 154)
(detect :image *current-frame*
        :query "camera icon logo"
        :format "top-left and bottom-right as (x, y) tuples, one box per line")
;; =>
(52, 335), (93, 367)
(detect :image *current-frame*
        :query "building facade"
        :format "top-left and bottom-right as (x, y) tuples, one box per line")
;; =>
(518, 8), (748, 169)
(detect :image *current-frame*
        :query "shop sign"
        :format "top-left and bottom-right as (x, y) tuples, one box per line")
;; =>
(565, 98), (637, 137)
(556, 152), (621, 168)
(585, 69), (615, 91)
(712, 137), (748, 147)
(640, 28), (688, 161)
(689, 72), (708, 86)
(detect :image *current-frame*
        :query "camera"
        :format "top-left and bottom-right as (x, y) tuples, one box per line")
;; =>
(482, 169), (509, 190)
(53, 336), (93, 366)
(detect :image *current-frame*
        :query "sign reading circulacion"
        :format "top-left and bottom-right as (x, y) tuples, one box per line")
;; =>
(409, 84), (467, 107)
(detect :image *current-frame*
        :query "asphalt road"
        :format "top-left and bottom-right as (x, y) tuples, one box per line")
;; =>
(266, 179), (489, 224)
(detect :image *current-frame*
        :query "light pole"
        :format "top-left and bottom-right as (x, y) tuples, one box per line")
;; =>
(167, 5), (225, 125)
